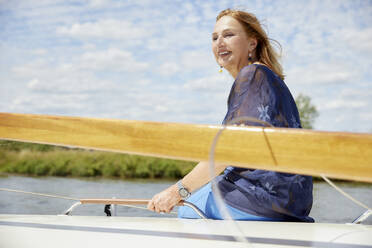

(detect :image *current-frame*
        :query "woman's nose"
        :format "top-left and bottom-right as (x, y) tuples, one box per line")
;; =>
(216, 36), (224, 46)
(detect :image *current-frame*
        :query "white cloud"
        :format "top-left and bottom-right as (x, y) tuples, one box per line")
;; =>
(80, 48), (148, 72)
(181, 50), (216, 71)
(31, 49), (48, 55)
(26, 76), (116, 94)
(360, 113), (372, 122)
(183, 73), (232, 92)
(12, 59), (51, 78)
(157, 63), (180, 76)
(286, 62), (358, 85)
(11, 93), (89, 115)
(341, 28), (372, 55)
(87, 0), (111, 8)
(56, 19), (151, 42)
(154, 105), (168, 113)
(340, 88), (372, 98)
(323, 100), (367, 110)
(82, 43), (97, 50)
(27, 78), (41, 89)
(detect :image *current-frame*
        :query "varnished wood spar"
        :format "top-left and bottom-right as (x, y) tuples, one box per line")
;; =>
(0, 112), (371, 182)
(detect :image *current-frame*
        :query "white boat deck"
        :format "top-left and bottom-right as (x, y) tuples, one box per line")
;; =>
(0, 214), (371, 248)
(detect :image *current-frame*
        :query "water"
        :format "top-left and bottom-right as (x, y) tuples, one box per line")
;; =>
(0, 175), (371, 224)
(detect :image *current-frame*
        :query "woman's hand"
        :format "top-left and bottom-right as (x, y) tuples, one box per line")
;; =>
(147, 183), (181, 213)
(147, 162), (226, 214)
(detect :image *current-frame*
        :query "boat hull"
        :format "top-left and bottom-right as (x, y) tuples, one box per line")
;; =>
(0, 215), (371, 248)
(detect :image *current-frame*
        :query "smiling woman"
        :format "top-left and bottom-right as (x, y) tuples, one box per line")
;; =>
(212, 9), (284, 80)
(147, 9), (314, 222)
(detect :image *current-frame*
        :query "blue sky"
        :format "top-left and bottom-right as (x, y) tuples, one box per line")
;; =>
(1, 0), (371, 132)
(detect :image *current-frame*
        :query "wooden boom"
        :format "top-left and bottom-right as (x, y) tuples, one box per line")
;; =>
(0, 112), (371, 182)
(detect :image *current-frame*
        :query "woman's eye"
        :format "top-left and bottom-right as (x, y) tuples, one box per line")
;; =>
(212, 36), (218, 41)
(224, 33), (233, 37)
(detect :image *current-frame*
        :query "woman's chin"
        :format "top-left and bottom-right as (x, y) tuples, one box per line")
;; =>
(221, 63), (234, 71)
(219, 59), (235, 69)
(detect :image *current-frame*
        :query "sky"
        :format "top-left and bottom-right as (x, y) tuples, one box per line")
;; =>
(0, 0), (371, 133)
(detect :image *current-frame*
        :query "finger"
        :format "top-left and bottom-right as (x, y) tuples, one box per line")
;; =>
(147, 200), (155, 211)
(154, 201), (161, 213)
(155, 203), (167, 214)
(167, 206), (174, 213)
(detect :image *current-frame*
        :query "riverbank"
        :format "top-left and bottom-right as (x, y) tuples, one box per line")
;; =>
(0, 141), (196, 179)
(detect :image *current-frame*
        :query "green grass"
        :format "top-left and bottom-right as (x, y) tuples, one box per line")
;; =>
(0, 140), (331, 182)
(0, 141), (196, 179)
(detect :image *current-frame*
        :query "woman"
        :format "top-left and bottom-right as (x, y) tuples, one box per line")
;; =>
(147, 9), (313, 222)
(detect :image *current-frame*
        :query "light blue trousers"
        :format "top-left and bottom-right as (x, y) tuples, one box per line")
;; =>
(178, 182), (275, 221)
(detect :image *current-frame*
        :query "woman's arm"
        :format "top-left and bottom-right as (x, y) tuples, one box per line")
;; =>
(147, 161), (227, 213)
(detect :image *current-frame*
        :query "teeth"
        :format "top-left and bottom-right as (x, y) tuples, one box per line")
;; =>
(219, 51), (230, 55)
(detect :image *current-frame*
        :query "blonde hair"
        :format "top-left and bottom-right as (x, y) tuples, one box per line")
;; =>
(217, 9), (285, 80)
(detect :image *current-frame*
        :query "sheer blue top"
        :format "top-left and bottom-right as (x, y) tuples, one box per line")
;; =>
(217, 64), (314, 222)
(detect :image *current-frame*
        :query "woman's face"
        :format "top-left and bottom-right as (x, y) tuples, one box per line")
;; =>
(212, 16), (256, 76)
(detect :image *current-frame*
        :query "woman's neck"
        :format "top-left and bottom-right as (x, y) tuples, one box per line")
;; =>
(228, 61), (263, 78)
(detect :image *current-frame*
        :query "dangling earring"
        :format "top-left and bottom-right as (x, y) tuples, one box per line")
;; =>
(248, 52), (253, 65)
(218, 66), (223, 73)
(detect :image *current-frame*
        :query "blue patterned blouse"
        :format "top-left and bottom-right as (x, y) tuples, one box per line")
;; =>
(217, 64), (314, 222)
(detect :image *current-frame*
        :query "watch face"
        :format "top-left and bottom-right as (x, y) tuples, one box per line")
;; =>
(179, 188), (189, 198)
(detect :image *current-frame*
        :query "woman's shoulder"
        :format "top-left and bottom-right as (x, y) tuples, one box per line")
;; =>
(239, 63), (280, 81)
(236, 63), (282, 91)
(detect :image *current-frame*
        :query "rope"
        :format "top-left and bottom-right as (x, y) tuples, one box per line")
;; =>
(0, 187), (177, 215)
(0, 187), (79, 201)
(320, 175), (371, 211)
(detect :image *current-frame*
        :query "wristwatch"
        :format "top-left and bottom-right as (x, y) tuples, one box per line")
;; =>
(177, 180), (191, 199)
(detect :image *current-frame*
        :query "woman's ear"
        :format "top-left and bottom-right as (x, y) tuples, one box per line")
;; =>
(248, 37), (258, 51)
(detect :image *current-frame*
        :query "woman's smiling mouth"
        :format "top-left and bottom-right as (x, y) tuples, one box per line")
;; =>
(219, 51), (231, 58)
